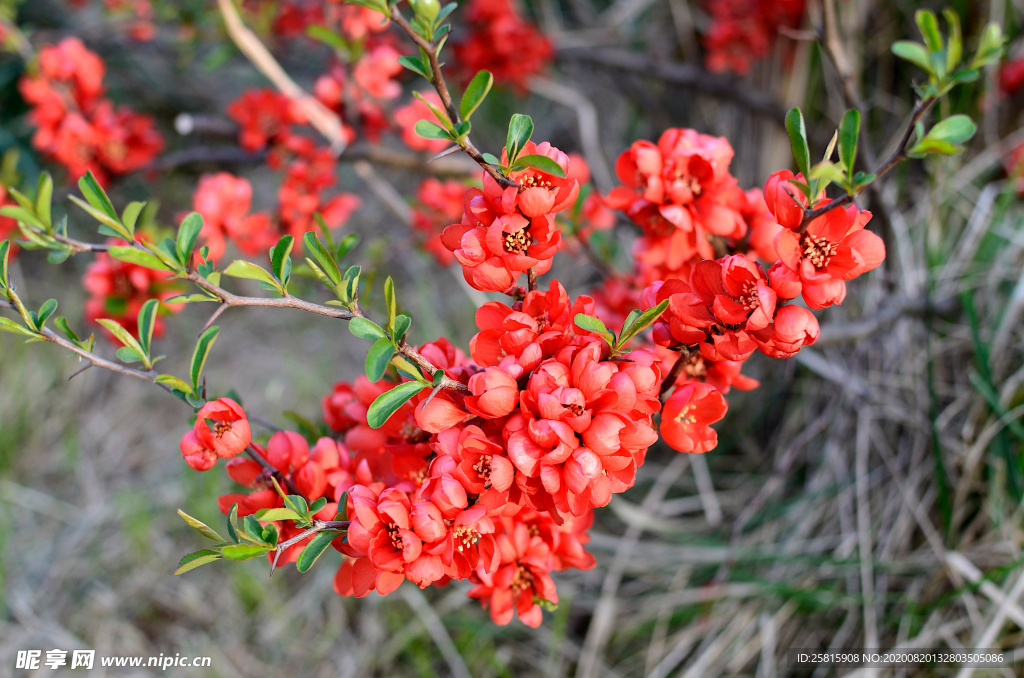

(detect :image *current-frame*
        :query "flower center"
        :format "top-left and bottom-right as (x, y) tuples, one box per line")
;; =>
(504, 228), (531, 255)
(452, 524), (480, 552)
(213, 421), (232, 438)
(802, 234), (839, 269)
(563, 403), (585, 417)
(386, 523), (404, 550)
(674, 403), (696, 426)
(738, 280), (760, 311)
(410, 467), (428, 486)
(527, 523), (541, 538)
(510, 563), (534, 595)
(105, 139), (127, 161)
(518, 173), (553, 191)
(472, 455), (492, 489)
(112, 272), (134, 298)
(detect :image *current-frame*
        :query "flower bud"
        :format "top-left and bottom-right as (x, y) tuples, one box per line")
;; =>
(763, 170), (806, 230)
(411, 0), (440, 25)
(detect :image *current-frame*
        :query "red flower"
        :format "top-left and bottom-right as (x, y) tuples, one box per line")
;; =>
(466, 366), (520, 419)
(227, 89), (297, 151)
(225, 457), (264, 486)
(191, 172), (277, 262)
(467, 520), (558, 627)
(411, 178), (466, 265)
(1000, 59), (1024, 95)
(194, 397), (252, 459)
(660, 382), (727, 453)
(751, 304), (820, 358)
(180, 430), (217, 471)
(266, 430), (310, 474)
(454, 0), (552, 91)
(762, 170), (806, 230)
(774, 205), (885, 309)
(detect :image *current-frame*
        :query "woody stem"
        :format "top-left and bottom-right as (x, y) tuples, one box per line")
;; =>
(659, 347), (694, 399)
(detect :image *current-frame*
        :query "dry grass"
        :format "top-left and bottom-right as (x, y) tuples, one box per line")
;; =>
(2, 0), (1024, 676)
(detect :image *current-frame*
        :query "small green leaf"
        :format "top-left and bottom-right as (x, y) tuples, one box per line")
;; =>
(270, 235), (294, 289)
(414, 119), (454, 141)
(618, 299), (670, 346)
(36, 172), (53, 229)
(307, 24), (350, 52)
(137, 298), (159, 356)
(176, 212), (204, 267)
(155, 374), (194, 395)
(366, 381), (428, 429)
(838, 109), (860, 176)
(122, 201), (146, 235)
(970, 23), (1004, 69)
(0, 317), (36, 337)
(336, 233), (359, 260)
(108, 245), (171, 272)
(892, 41), (934, 74)
(296, 531), (338, 573)
(0, 205), (45, 230)
(574, 313), (609, 334)
(35, 299), (57, 329)
(513, 154), (566, 178)
(392, 314), (412, 343)
(309, 497), (328, 515)
(174, 549), (221, 575)
(349, 316), (387, 342)
(784, 108), (811, 180)
(116, 346), (144, 363)
(304, 229), (341, 287)
(244, 515), (265, 543)
(253, 507), (303, 522)
(223, 260), (280, 290)
(809, 160), (848, 187)
(0, 240), (9, 287)
(96, 319), (146, 358)
(398, 54), (432, 79)
(431, 368), (445, 387)
(926, 114), (977, 144)
(286, 494), (308, 516)
(482, 152), (502, 166)
(78, 170), (119, 222)
(943, 9), (962, 72)
(915, 9), (942, 52)
(190, 326), (220, 394)
(506, 114), (534, 165)
(384, 276), (397, 332)
(366, 337), (397, 382)
(226, 503), (241, 543)
(177, 509), (227, 542)
(54, 316), (81, 343)
(220, 544), (271, 561)
(460, 69), (493, 120)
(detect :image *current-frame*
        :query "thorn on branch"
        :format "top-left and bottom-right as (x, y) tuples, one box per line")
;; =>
(202, 303), (228, 334)
(68, 362), (93, 381)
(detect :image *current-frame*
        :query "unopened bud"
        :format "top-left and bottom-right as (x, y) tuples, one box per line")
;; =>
(411, 0), (440, 26)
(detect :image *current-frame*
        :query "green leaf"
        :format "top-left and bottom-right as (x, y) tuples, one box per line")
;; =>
(108, 245), (171, 272)
(892, 41), (934, 74)
(296, 531), (338, 573)
(78, 170), (119, 222)
(460, 69), (493, 120)
(137, 298), (159, 356)
(36, 172), (53, 229)
(177, 509), (227, 542)
(506, 114), (534, 165)
(244, 515), (265, 543)
(809, 160), (848, 186)
(0, 240), (9, 287)
(431, 368), (445, 387)
(116, 346), (144, 363)
(47, 247), (72, 265)
(176, 212), (204, 267)
(574, 313), (609, 334)
(155, 374), (194, 395)
(223, 260), (280, 290)
(971, 23), (1004, 69)
(285, 494), (308, 515)
(366, 381), (428, 429)
(220, 544), (272, 561)
(784, 108), (811, 180)
(35, 299), (57, 329)
(226, 503), (240, 543)
(53, 316), (82, 344)
(122, 201), (146, 235)
(96, 319), (146, 358)
(341, 265), (361, 306)
(270, 234), (294, 289)
(513, 154), (567, 178)
(0, 205), (45, 230)
(398, 54), (432, 79)
(190, 326), (220, 394)
(392, 314), (412, 343)
(482, 152), (501, 166)
(943, 9), (962, 72)
(307, 24), (350, 52)
(915, 9), (942, 52)
(414, 119), (453, 141)
(303, 230), (341, 287)
(618, 299), (670, 346)
(926, 114), (977, 144)
(309, 497), (328, 514)
(0, 317), (36, 337)
(838, 109), (860, 176)
(349, 316), (387, 342)
(366, 337), (397, 382)
(261, 524), (278, 546)
(254, 507), (303, 522)
(336, 233), (359, 260)
(174, 549), (221, 575)
(384, 276), (397, 332)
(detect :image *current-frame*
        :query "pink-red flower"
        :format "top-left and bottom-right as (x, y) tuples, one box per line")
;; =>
(660, 382), (727, 453)
(194, 397), (252, 459)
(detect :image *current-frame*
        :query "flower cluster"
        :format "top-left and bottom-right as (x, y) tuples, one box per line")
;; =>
(190, 172), (276, 262)
(442, 141), (578, 292)
(411, 178), (467, 266)
(180, 397), (252, 472)
(453, 0), (553, 91)
(702, 0), (806, 75)
(19, 38), (163, 184)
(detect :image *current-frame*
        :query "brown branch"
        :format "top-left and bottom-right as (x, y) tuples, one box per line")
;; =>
(40, 327), (166, 387)
(527, 267), (538, 292)
(659, 347), (694, 399)
(389, 9), (518, 189)
(186, 272), (355, 320)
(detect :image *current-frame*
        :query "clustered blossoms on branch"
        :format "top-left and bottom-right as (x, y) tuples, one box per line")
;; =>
(702, 0), (806, 75)
(19, 38), (163, 185)
(2, 0), (996, 633)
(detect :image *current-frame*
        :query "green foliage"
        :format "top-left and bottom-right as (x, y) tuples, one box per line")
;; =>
(460, 70), (493, 120)
(367, 381), (428, 429)
(189, 326), (220, 402)
(505, 114), (534, 167)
